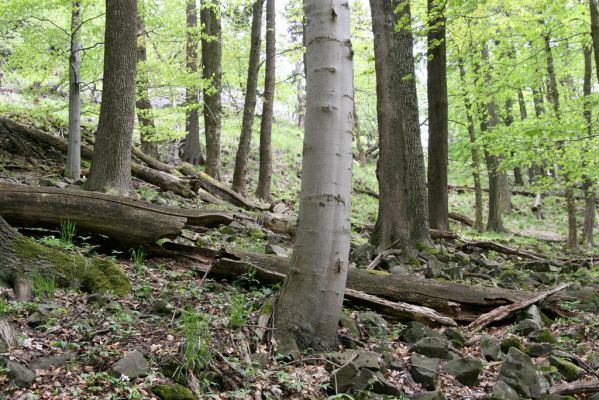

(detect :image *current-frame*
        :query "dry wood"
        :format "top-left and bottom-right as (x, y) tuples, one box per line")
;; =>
(549, 378), (599, 396)
(448, 211), (474, 227)
(467, 282), (570, 331)
(366, 249), (402, 270)
(192, 171), (270, 212)
(532, 193), (543, 220)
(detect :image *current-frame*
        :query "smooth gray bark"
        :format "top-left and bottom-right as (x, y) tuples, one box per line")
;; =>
(66, 1), (82, 180)
(590, 0), (599, 83)
(274, 0), (354, 352)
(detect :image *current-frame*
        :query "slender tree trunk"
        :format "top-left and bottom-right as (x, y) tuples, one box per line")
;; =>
(135, 12), (159, 159)
(590, 0), (599, 83)
(458, 57), (484, 232)
(353, 96), (366, 165)
(256, 0), (275, 202)
(479, 45), (505, 233)
(201, 0), (222, 179)
(232, 0), (264, 194)
(514, 88), (527, 186)
(499, 98), (513, 214)
(293, 61), (305, 128)
(183, 0), (204, 166)
(426, 0), (448, 230)
(582, 45), (595, 248)
(369, 0), (431, 252)
(66, 1), (82, 180)
(85, 0), (137, 196)
(274, 0), (353, 352)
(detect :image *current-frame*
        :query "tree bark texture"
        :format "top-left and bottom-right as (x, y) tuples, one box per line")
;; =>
(458, 57), (484, 232)
(256, 0), (276, 202)
(274, 0), (354, 352)
(232, 0), (264, 194)
(426, 0), (449, 230)
(183, 0), (204, 166)
(590, 0), (599, 83)
(369, 0), (431, 252)
(582, 45), (595, 248)
(66, 1), (82, 180)
(514, 88), (527, 186)
(86, 0), (137, 196)
(201, 0), (222, 179)
(136, 11), (159, 160)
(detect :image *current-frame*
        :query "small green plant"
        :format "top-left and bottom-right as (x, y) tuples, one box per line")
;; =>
(60, 220), (77, 244)
(234, 266), (260, 288)
(180, 310), (212, 375)
(130, 248), (145, 271)
(0, 299), (8, 315)
(32, 271), (57, 300)
(229, 294), (253, 329)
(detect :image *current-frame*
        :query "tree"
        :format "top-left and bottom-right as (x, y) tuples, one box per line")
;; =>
(65, 1), (82, 180)
(590, 0), (599, 81)
(85, 0), (137, 196)
(426, 0), (449, 230)
(201, 0), (222, 179)
(369, 0), (431, 252)
(256, 0), (275, 202)
(274, 0), (353, 352)
(582, 44), (595, 248)
(182, 0), (204, 166)
(136, 9), (159, 159)
(232, 0), (264, 194)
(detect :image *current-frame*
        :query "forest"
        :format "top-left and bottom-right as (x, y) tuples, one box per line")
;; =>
(0, 0), (598, 399)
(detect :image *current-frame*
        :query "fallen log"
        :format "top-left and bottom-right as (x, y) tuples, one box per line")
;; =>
(156, 243), (592, 322)
(0, 183), (233, 245)
(191, 171), (270, 212)
(549, 378), (599, 396)
(448, 212), (474, 227)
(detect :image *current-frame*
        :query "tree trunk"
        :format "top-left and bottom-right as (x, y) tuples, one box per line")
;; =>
(66, 1), (82, 180)
(201, 0), (222, 179)
(182, 0), (204, 166)
(590, 0), (599, 83)
(479, 45), (505, 232)
(85, 0), (137, 196)
(232, 0), (264, 194)
(256, 0), (275, 202)
(135, 11), (159, 160)
(426, 0), (449, 230)
(458, 57), (484, 232)
(369, 0), (431, 252)
(514, 88), (527, 186)
(274, 0), (354, 352)
(353, 95), (366, 165)
(582, 45), (595, 248)
(294, 61), (305, 128)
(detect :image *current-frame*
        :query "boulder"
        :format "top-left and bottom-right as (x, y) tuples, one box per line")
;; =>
(324, 350), (381, 371)
(425, 257), (449, 279)
(358, 311), (389, 338)
(441, 357), (483, 386)
(401, 321), (443, 344)
(518, 305), (545, 327)
(329, 362), (359, 393)
(389, 265), (414, 275)
(264, 244), (291, 258)
(411, 337), (452, 360)
(110, 350), (150, 380)
(410, 391), (447, 400)
(0, 357), (36, 388)
(31, 352), (76, 371)
(492, 380), (520, 400)
(479, 335), (502, 361)
(152, 383), (196, 400)
(498, 348), (549, 399)
(339, 315), (361, 337)
(350, 243), (376, 265)
(443, 328), (465, 348)
(409, 355), (440, 390)
(526, 343), (553, 357)
(351, 369), (402, 396)
(548, 356), (584, 382)
(515, 319), (542, 336)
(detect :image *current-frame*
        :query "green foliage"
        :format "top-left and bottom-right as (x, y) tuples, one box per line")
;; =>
(32, 270), (57, 300)
(228, 294), (253, 329)
(180, 310), (212, 375)
(129, 248), (146, 272)
(60, 220), (76, 245)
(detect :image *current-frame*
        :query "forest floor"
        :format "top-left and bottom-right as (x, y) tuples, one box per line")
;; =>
(0, 113), (598, 400)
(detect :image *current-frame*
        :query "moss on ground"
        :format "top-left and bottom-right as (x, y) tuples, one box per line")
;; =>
(13, 237), (130, 296)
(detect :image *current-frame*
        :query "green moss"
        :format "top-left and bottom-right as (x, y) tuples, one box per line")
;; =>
(549, 356), (583, 381)
(151, 383), (196, 400)
(530, 329), (557, 344)
(261, 298), (273, 316)
(14, 237), (130, 296)
(366, 269), (390, 277)
(500, 337), (525, 353)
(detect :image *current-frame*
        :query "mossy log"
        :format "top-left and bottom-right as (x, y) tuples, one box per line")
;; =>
(0, 216), (130, 300)
(0, 183), (234, 245)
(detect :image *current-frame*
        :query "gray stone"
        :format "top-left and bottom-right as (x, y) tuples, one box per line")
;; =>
(492, 380), (520, 400)
(443, 328), (465, 347)
(382, 354), (405, 371)
(152, 383), (196, 400)
(401, 321), (443, 344)
(264, 244), (291, 258)
(526, 343), (553, 357)
(588, 352), (599, 370)
(31, 352), (76, 370)
(339, 315), (361, 337)
(425, 257), (449, 279)
(411, 337), (452, 360)
(409, 355), (440, 390)
(329, 362), (359, 393)
(453, 251), (469, 263)
(498, 347), (550, 399)
(358, 311), (389, 338)
(518, 261), (558, 273)
(531, 272), (553, 285)
(441, 357), (483, 386)
(479, 335), (503, 361)
(478, 258), (500, 268)
(250, 353), (269, 368)
(87, 293), (109, 306)
(324, 350), (381, 371)
(519, 305), (545, 327)
(548, 356), (584, 382)
(55, 181), (68, 189)
(350, 368), (402, 396)
(410, 391), (447, 400)
(0, 357), (36, 387)
(110, 350), (150, 379)
(389, 264), (414, 275)
(350, 243), (376, 265)
(445, 264), (464, 280)
(515, 319), (542, 336)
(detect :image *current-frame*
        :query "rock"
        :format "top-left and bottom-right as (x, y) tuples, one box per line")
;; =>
(515, 319), (542, 336)
(87, 293), (109, 306)
(329, 362), (359, 393)
(529, 329), (556, 344)
(31, 352), (76, 370)
(409, 355), (440, 390)
(250, 353), (269, 368)
(401, 321), (443, 344)
(530, 272), (553, 285)
(425, 257), (449, 279)
(152, 383), (196, 400)
(380, 255), (401, 269)
(500, 337), (525, 354)
(548, 356), (584, 382)
(55, 181), (68, 189)
(479, 335), (502, 361)
(498, 348), (550, 399)
(526, 343), (554, 357)
(152, 300), (181, 316)
(264, 244), (291, 258)
(110, 350), (149, 379)
(411, 337), (452, 360)
(324, 350), (381, 371)
(478, 258), (500, 268)
(339, 315), (361, 337)
(248, 228), (266, 239)
(588, 352), (599, 370)
(453, 251), (469, 263)
(26, 303), (61, 327)
(389, 264), (414, 275)
(445, 264), (464, 280)
(0, 357), (36, 387)
(518, 261), (560, 273)
(358, 311), (388, 338)
(382, 354), (405, 371)
(492, 380), (520, 400)
(410, 390), (447, 400)
(441, 357), (483, 386)
(443, 328), (465, 348)
(351, 368), (402, 396)
(350, 243), (376, 265)
(518, 305), (545, 327)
